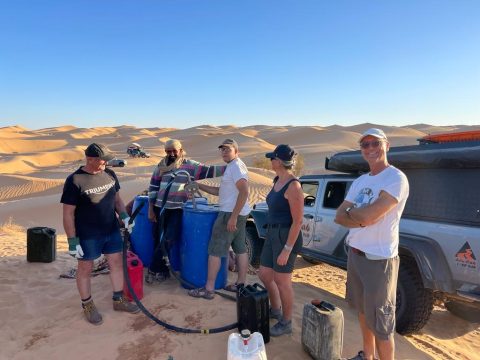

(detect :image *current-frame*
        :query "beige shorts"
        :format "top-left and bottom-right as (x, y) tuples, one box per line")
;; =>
(346, 247), (399, 340)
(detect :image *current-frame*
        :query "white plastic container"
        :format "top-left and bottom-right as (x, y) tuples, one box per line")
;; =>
(227, 330), (267, 360)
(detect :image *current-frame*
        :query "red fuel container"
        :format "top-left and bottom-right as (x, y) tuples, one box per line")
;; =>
(123, 251), (144, 301)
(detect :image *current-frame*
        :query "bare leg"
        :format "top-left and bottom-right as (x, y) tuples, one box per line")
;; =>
(76, 260), (94, 299)
(376, 337), (394, 360)
(258, 266), (281, 310)
(205, 255), (221, 291)
(105, 252), (124, 292)
(236, 253), (248, 285)
(274, 272), (293, 321)
(358, 312), (376, 360)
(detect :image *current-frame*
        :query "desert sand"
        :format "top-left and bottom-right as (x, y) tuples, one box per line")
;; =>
(1, 123), (479, 360)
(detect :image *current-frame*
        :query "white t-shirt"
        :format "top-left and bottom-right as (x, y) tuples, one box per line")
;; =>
(218, 157), (251, 216)
(345, 166), (409, 258)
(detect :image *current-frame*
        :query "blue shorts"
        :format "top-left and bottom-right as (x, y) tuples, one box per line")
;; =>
(79, 231), (123, 261)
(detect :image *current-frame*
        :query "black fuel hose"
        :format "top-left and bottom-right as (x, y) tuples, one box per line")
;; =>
(122, 173), (238, 333)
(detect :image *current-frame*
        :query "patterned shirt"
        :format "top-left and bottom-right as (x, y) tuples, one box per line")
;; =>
(148, 159), (226, 209)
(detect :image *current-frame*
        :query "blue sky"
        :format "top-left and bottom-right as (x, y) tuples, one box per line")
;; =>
(1, 0), (479, 129)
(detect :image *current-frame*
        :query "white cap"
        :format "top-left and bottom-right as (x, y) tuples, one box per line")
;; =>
(359, 128), (387, 142)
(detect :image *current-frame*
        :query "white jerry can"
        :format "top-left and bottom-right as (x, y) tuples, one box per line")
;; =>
(227, 329), (267, 360)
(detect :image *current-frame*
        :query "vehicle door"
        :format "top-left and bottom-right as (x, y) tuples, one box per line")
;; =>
(313, 179), (352, 254)
(300, 179), (323, 248)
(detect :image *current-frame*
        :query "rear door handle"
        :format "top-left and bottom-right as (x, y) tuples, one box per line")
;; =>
(304, 214), (314, 219)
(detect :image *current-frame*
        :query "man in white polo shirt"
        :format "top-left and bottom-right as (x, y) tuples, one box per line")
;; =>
(188, 138), (250, 300)
(335, 128), (409, 360)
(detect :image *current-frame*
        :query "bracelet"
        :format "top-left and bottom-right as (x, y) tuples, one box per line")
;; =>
(284, 244), (293, 251)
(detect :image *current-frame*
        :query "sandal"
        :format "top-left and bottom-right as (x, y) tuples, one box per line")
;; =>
(188, 287), (215, 300)
(224, 283), (244, 293)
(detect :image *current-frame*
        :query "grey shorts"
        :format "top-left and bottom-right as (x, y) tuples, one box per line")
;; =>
(346, 247), (399, 340)
(260, 226), (301, 273)
(208, 212), (247, 257)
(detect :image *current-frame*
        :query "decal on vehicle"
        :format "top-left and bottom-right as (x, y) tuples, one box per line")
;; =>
(455, 242), (477, 270)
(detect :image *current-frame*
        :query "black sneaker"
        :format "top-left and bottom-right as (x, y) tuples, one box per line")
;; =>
(347, 351), (378, 360)
(82, 299), (103, 325)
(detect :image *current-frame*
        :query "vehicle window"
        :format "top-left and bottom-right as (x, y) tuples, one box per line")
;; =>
(323, 182), (347, 209)
(301, 182), (319, 207)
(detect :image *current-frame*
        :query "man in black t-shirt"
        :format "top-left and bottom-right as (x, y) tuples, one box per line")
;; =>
(61, 143), (140, 325)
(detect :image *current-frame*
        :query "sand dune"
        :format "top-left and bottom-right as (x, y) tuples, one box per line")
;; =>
(1, 123), (479, 360)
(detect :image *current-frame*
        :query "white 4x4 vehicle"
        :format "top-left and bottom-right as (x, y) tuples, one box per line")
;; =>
(245, 133), (480, 334)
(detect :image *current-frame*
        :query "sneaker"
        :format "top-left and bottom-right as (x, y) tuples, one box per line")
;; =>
(82, 299), (103, 325)
(347, 351), (365, 360)
(347, 351), (378, 360)
(113, 296), (141, 313)
(145, 270), (170, 285)
(269, 307), (282, 321)
(270, 319), (292, 337)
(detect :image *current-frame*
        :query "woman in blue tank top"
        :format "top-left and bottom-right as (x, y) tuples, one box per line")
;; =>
(258, 144), (304, 337)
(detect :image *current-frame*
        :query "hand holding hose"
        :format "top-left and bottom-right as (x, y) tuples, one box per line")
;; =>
(184, 181), (202, 198)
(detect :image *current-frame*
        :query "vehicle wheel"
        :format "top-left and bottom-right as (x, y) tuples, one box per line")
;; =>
(245, 225), (263, 268)
(445, 300), (480, 323)
(395, 256), (435, 335)
(119, 162), (125, 167)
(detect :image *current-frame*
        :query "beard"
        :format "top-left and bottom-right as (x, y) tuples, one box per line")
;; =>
(166, 155), (177, 165)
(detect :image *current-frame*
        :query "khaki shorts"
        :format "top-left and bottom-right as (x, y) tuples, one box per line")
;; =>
(208, 212), (247, 257)
(346, 247), (399, 340)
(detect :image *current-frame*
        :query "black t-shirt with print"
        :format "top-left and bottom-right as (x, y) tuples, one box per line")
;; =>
(61, 167), (121, 238)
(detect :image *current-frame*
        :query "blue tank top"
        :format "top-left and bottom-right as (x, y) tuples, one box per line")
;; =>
(266, 177), (299, 225)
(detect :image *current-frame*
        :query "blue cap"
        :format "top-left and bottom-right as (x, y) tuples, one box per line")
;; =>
(265, 144), (296, 163)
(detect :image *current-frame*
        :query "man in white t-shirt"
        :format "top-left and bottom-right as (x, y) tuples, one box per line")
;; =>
(188, 138), (250, 300)
(335, 128), (409, 360)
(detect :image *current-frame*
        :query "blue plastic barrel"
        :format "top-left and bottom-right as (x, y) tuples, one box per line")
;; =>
(130, 196), (154, 267)
(180, 203), (228, 290)
(168, 240), (181, 272)
(169, 198), (207, 272)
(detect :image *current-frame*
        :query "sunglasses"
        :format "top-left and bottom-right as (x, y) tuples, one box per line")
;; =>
(165, 149), (179, 154)
(219, 146), (233, 153)
(360, 140), (383, 149)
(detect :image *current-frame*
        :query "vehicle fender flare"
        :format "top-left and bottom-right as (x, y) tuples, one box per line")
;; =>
(399, 233), (455, 293)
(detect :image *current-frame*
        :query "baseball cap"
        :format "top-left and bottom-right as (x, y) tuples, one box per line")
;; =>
(359, 128), (388, 142)
(84, 143), (115, 161)
(218, 138), (238, 150)
(265, 144), (296, 164)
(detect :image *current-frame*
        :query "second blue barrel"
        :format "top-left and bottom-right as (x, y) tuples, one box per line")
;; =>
(180, 203), (228, 290)
(130, 196), (154, 267)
